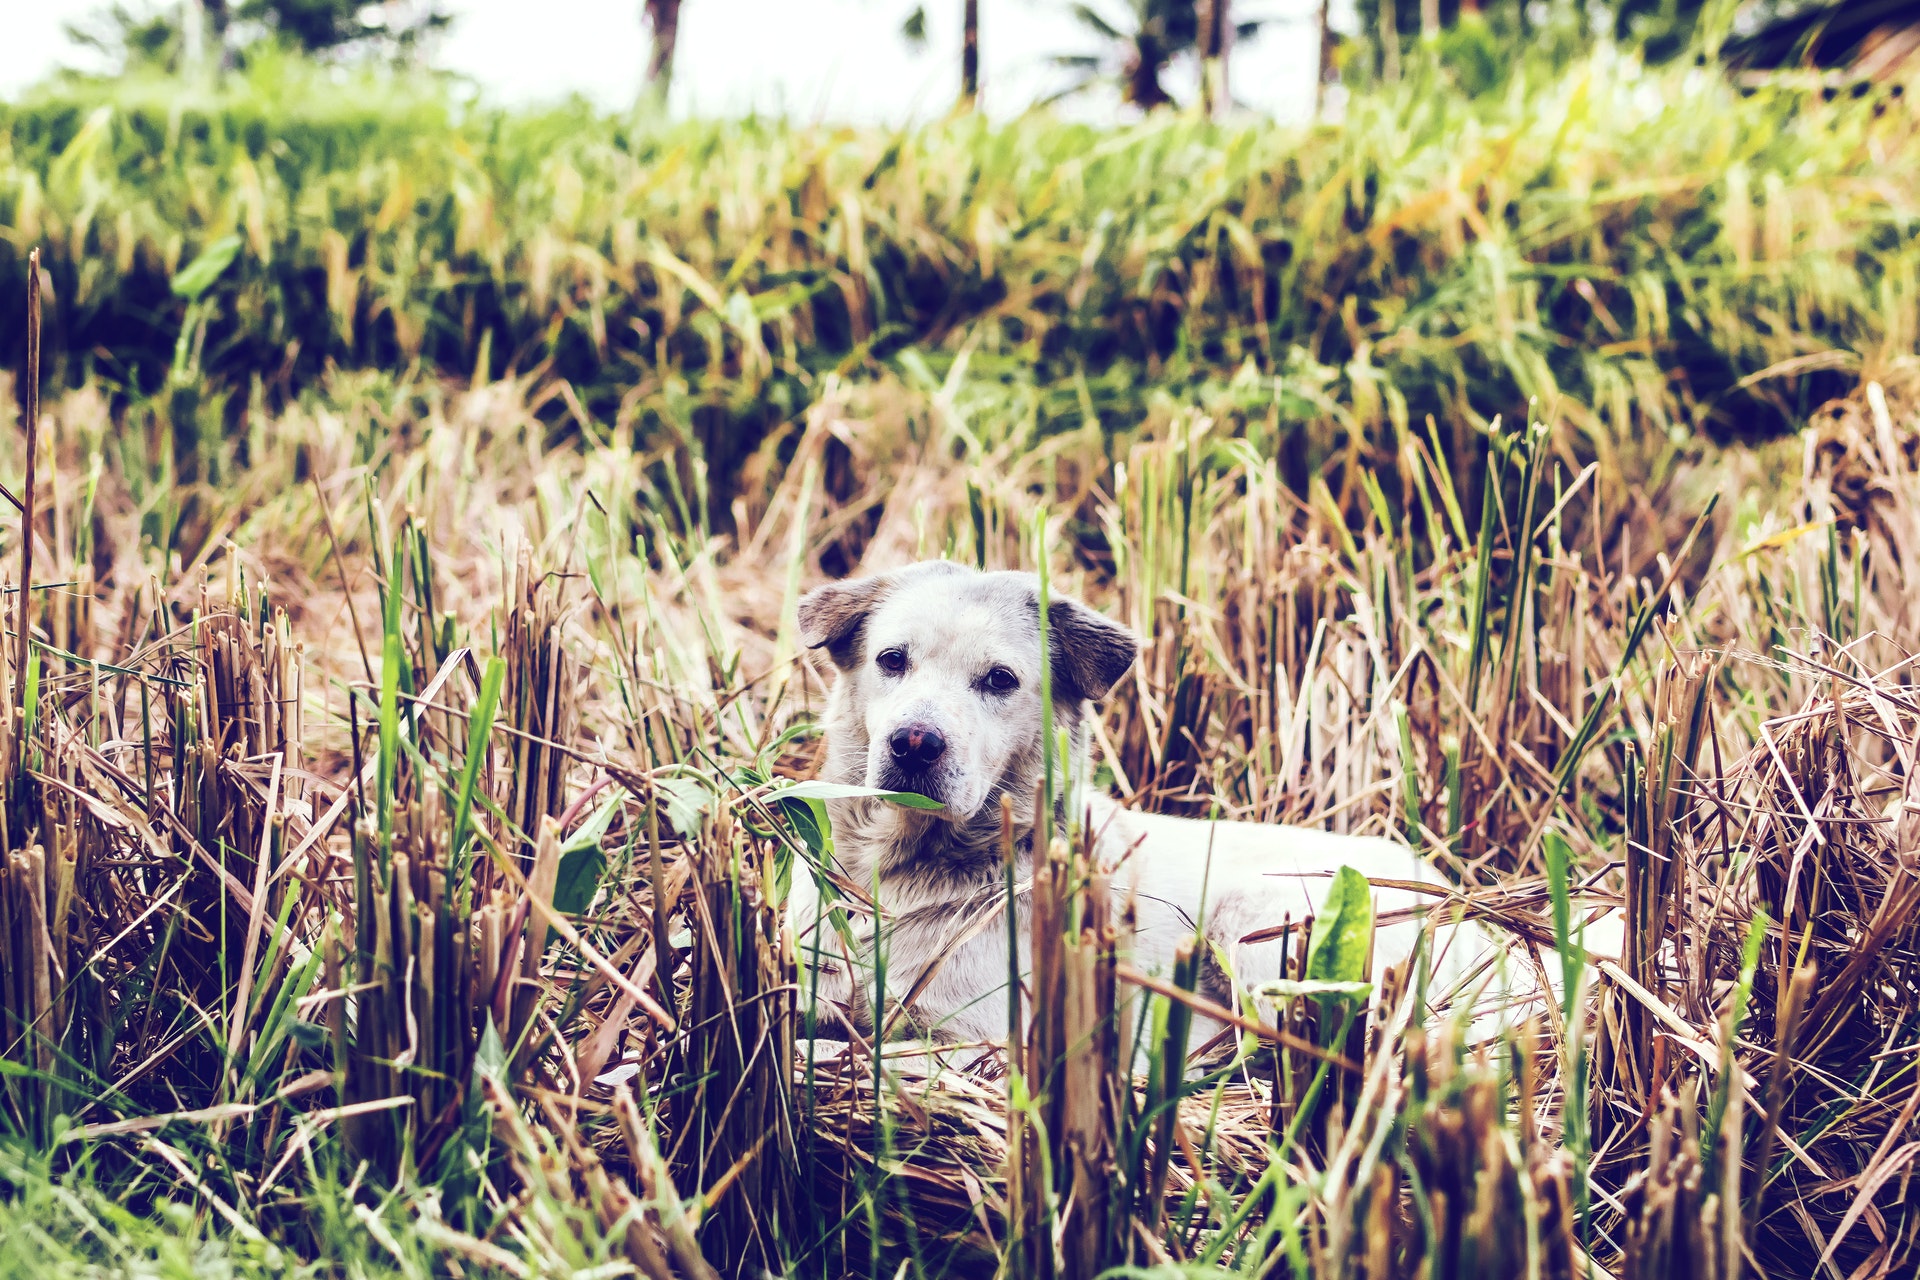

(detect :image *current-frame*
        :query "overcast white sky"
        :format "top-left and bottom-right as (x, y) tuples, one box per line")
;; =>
(1, 1), (1346, 124)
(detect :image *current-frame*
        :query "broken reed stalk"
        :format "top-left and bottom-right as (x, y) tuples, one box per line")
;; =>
(16, 247), (37, 729)
(0, 248), (59, 1141)
(504, 545), (577, 871)
(1015, 823), (1131, 1279)
(1139, 937), (1197, 1231)
(669, 799), (795, 1278)
(1395, 1022), (1584, 1280)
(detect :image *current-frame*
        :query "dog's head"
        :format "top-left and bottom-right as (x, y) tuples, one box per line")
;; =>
(799, 562), (1138, 824)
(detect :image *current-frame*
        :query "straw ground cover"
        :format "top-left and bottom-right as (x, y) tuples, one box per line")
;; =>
(0, 298), (1915, 1275)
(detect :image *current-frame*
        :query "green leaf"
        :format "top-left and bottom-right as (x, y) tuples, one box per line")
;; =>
(474, 1016), (507, 1082)
(656, 775), (716, 837)
(779, 796), (831, 857)
(246, 946), (319, 1082)
(552, 795), (622, 915)
(376, 632), (401, 853)
(287, 1019), (329, 1050)
(767, 779), (944, 810)
(1303, 864), (1375, 1044)
(20, 652), (38, 757)
(451, 655), (505, 883)
(1702, 911), (1769, 1170)
(562, 794), (623, 856)
(1544, 829), (1583, 1022)
(1305, 864), (1376, 985)
(1253, 979), (1375, 1001)
(169, 234), (242, 300)
(552, 846), (605, 920)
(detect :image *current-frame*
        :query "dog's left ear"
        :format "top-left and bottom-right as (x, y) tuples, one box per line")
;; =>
(798, 576), (888, 670)
(800, 561), (970, 670)
(1047, 598), (1139, 701)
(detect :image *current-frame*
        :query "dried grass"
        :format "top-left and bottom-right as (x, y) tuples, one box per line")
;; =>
(0, 266), (1917, 1274)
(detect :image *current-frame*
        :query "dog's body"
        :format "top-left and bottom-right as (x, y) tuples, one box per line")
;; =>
(787, 562), (1602, 1055)
(789, 791), (1459, 1050)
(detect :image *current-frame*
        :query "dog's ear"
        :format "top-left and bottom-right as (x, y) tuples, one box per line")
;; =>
(798, 576), (888, 670)
(800, 563), (970, 671)
(1047, 597), (1139, 701)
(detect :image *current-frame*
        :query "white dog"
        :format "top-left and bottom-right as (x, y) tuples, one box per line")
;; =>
(786, 561), (1607, 1058)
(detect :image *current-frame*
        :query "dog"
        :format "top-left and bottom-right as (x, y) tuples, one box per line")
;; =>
(785, 561), (1608, 1059)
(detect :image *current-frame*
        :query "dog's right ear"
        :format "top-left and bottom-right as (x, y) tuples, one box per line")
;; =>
(798, 576), (888, 670)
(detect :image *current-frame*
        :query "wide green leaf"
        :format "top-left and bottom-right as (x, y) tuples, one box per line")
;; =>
(781, 796), (831, 857)
(767, 779), (945, 810)
(1301, 864), (1376, 1042)
(1305, 864), (1376, 986)
(552, 794), (623, 915)
(169, 234), (243, 300)
(656, 775), (716, 837)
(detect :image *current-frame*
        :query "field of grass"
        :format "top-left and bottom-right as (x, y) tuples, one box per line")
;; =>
(0, 38), (1916, 1280)
(5, 44), (1920, 510)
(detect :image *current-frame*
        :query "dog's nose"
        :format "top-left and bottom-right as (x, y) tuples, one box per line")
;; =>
(888, 724), (947, 768)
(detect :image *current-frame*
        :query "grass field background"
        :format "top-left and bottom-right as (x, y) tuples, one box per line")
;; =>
(0, 37), (1915, 1280)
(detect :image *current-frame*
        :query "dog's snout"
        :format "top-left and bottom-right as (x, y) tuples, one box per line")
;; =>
(887, 723), (947, 768)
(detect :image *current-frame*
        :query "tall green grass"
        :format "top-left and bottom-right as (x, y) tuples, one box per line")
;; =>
(3, 47), (1915, 518)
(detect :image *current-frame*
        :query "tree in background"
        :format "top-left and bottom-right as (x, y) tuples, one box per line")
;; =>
(964, 0), (980, 106)
(642, 0), (683, 99)
(901, 4), (983, 110)
(1197, 0), (1228, 115)
(237, 0), (450, 55)
(66, 3), (188, 70)
(67, 0), (451, 73)
(1052, 0), (1267, 110)
(1611, 0), (1712, 63)
(1055, 1), (1197, 108)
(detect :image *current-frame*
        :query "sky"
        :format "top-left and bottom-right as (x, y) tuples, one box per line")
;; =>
(0, 1), (1345, 125)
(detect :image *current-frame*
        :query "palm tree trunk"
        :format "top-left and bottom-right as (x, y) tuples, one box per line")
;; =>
(961, 0), (980, 107)
(1125, 34), (1172, 109)
(1200, 0), (1229, 117)
(643, 0), (683, 99)
(1315, 0), (1332, 118)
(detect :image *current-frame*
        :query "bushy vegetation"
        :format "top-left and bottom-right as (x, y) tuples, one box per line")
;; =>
(0, 36), (1916, 1280)
(4, 46), (1916, 522)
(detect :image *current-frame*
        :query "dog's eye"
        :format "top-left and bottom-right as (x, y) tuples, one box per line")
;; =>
(875, 648), (908, 675)
(982, 666), (1019, 694)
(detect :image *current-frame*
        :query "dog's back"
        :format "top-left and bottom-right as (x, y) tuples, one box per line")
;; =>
(1093, 796), (1447, 981)
(1093, 798), (1605, 1043)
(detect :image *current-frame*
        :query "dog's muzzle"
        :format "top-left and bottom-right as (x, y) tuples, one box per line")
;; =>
(872, 720), (946, 803)
(887, 723), (947, 769)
